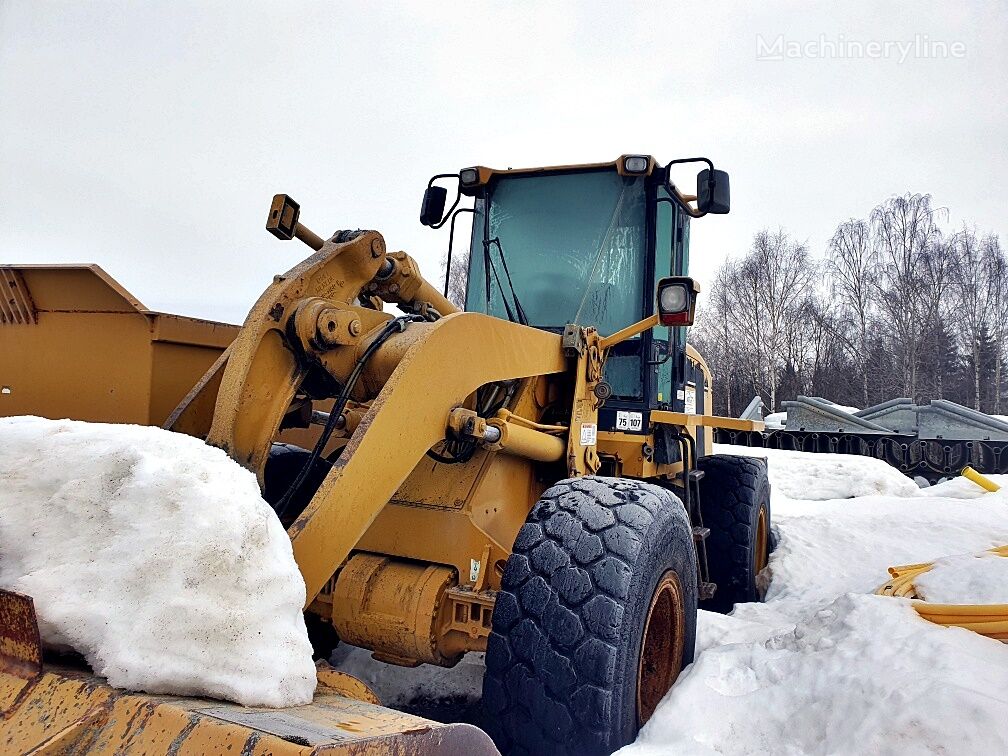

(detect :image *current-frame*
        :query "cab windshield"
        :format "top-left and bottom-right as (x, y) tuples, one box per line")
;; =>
(465, 170), (647, 334)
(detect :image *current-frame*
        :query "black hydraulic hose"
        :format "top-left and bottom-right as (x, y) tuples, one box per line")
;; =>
(274, 315), (416, 520)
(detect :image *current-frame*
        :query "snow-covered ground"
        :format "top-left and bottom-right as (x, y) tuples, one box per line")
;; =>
(916, 551), (1008, 604)
(622, 447), (1008, 755)
(0, 416), (316, 707)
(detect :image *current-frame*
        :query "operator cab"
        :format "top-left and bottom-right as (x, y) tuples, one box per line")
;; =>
(420, 154), (729, 435)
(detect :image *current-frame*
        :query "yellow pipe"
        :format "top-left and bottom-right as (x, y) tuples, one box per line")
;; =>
(962, 466), (1000, 492)
(495, 409), (567, 434)
(876, 544), (1008, 642)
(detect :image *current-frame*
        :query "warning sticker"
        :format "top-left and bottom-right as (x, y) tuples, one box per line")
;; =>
(685, 384), (697, 414)
(579, 423), (597, 446)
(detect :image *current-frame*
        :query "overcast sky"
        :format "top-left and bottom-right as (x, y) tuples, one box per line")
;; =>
(2, 2), (1005, 323)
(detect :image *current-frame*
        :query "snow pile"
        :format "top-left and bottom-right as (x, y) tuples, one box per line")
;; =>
(621, 447), (1008, 755)
(829, 402), (861, 415)
(917, 473), (1008, 499)
(627, 594), (1008, 755)
(712, 444), (919, 501)
(762, 411), (786, 430)
(0, 416), (316, 707)
(916, 552), (1008, 604)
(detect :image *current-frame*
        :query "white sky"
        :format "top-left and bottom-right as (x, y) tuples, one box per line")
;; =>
(2, 1), (1005, 323)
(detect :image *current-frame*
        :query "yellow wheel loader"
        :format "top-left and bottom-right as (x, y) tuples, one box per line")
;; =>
(0, 154), (768, 755)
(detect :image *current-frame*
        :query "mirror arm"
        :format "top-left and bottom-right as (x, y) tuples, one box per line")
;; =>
(426, 173), (462, 229)
(665, 185), (706, 218)
(443, 206), (476, 298)
(664, 156), (716, 219)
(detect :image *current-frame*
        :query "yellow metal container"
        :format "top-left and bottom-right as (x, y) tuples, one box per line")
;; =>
(0, 265), (238, 425)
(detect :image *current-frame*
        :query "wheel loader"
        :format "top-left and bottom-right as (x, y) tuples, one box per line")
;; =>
(0, 154), (769, 755)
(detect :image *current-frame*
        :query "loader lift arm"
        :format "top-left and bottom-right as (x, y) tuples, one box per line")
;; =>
(167, 204), (567, 605)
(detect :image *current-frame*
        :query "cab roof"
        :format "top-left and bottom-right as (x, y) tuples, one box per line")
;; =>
(458, 154), (661, 195)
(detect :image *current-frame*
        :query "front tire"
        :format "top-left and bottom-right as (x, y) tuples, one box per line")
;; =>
(482, 477), (698, 756)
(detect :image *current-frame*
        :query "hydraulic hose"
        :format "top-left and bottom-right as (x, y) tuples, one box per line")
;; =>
(274, 315), (416, 520)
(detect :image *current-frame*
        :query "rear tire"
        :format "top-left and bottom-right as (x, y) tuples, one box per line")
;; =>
(696, 454), (772, 613)
(482, 477), (697, 756)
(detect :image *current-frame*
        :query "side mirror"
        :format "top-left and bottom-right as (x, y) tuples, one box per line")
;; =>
(420, 185), (448, 227)
(696, 169), (730, 214)
(656, 276), (700, 326)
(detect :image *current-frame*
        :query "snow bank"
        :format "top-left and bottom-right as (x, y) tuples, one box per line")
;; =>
(712, 444), (919, 503)
(917, 473), (1008, 499)
(619, 446), (1008, 755)
(734, 491), (1008, 629)
(0, 416), (316, 707)
(626, 594), (1008, 755)
(916, 552), (1008, 604)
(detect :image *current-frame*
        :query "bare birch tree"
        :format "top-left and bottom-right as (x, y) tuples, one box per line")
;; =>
(870, 193), (945, 398)
(949, 227), (992, 409)
(982, 235), (1007, 412)
(826, 219), (876, 406)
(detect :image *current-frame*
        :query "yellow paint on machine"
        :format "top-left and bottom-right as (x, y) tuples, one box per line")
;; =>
(0, 589), (499, 755)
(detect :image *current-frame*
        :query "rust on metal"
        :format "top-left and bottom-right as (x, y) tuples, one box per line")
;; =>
(755, 507), (769, 575)
(2, 659), (499, 755)
(636, 571), (686, 727)
(0, 589), (42, 678)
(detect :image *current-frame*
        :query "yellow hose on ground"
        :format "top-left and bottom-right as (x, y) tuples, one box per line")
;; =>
(961, 466), (1001, 493)
(875, 469), (1006, 640)
(875, 545), (1008, 641)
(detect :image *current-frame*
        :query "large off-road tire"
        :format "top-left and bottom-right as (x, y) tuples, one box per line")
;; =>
(482, 477), (698, 756)
(696, 454), (772, 613)
(263, 443), (333, 527)
(304, 612), (340, 661)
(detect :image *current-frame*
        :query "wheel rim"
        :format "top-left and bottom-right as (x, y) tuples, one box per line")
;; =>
(754, 505), (769, 575)
(636, 570), (686, 727)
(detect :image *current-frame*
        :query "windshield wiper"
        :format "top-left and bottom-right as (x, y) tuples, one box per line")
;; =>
(483, 236), (528, 326)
